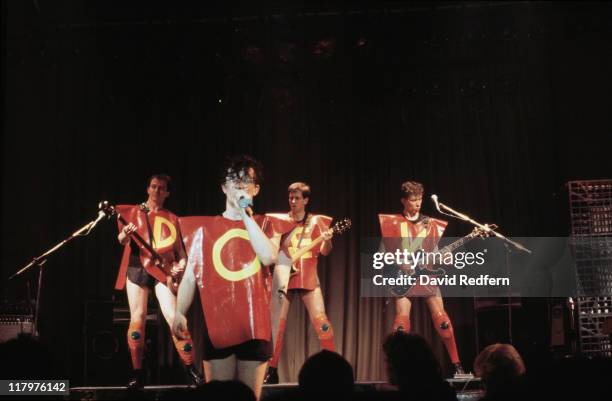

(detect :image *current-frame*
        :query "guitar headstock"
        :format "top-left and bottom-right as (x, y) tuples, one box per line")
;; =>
(99, 201), (117, 218)
(332, 218), (352, 235)
(471, 224), (498, 238)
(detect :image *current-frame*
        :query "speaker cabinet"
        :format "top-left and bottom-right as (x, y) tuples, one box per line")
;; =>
(83, 301), (160, 386)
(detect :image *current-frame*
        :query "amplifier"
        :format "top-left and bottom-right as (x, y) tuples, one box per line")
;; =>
(0, 315), (35, 342)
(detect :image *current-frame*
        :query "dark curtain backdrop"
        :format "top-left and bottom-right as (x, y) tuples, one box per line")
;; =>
(2, 1), (610, 384)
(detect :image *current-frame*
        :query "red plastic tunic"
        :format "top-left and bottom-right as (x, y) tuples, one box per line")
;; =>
(180, 215), (293, 349)
(285, 214), (332, 290)
(114, 204), (183, 290)
(378, 214), (447, 296)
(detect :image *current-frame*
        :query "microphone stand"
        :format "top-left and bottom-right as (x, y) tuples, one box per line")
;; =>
(435, 200), (531, 254)
(9, 207), (109, 338)
(433, 197), (531, 347)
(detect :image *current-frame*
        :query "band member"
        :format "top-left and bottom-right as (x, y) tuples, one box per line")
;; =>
(378, 181), (464, 375)
(264, 182), (335, 384)
(173, 156), (291, 400)
(115, 174), (203, 389)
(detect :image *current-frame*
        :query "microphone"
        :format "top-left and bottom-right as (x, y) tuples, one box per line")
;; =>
(238, 196), (253, 209)
(431, 194), (442, 213)
(90, 210), (107, 230)
(77, 209), (107, 236)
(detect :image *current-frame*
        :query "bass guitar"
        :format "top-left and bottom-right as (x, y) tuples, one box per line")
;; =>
(389, 225), (496, 297)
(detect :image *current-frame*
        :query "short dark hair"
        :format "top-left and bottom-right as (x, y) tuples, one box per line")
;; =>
(148, 174), (172, 191)
(220, 155), (264, 186)
(400, 181), (424, 199)
(288, 182), (311, 199)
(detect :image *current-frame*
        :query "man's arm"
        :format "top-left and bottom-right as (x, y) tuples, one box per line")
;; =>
(173, 258), (196, 339)
(241, 210), (278, 266)
(320, 229), (333, 256)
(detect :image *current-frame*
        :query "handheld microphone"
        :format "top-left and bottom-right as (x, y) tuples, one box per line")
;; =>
(431, 194), (442, 213)
(238, 196), (253, 209)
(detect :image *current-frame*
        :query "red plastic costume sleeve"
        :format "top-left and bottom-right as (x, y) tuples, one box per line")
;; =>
(115, 205), (138, 290)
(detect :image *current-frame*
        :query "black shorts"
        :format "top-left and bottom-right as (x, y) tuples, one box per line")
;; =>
(127, 265), (157, 289)
(201, 310), (271, 362)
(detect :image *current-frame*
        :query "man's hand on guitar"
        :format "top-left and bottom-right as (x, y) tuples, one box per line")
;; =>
(122, 223), (137, 236)
(322, 228), (334, 242)
(118, 222), (137, 244)
(171, 261), (186, 277)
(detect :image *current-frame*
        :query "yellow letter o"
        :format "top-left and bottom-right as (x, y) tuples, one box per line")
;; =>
(212, 228), (261, 282)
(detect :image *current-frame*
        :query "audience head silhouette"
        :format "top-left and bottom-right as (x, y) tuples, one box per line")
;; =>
(383, 332), (456, 401)
(298, 350), (354, 397)
(474, 343), (525, 399)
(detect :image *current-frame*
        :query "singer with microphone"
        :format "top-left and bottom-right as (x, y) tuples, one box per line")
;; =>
(172, 155), (292, 400)
(378, 180), (465, 375)
(115, 174), (203, 389)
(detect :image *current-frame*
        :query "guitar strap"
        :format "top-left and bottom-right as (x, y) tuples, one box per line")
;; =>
(295, 212), (310, 250)
(140, 203), (155, 249)
(421, 216), (431, 231)
(403, 214), (431, 238)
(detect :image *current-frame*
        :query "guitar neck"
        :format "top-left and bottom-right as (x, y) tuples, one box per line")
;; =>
(117, 214), (162, 260)
(438, 233), (478, 255)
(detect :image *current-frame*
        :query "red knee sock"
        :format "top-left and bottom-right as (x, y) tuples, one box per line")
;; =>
(127, 321), (145, 369)
(312, 314), (335, 352)
(432, 311), (460, 364)
(392, 315), (411, 332)
(172, 332), (195, 366)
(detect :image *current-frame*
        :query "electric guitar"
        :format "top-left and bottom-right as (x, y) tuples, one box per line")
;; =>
(278, 218), (351, 276)
(285, 218), (351, 264)
(389, 225), (496, 297)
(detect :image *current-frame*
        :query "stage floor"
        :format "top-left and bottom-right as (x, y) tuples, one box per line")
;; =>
(68, 379), (483, 400)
